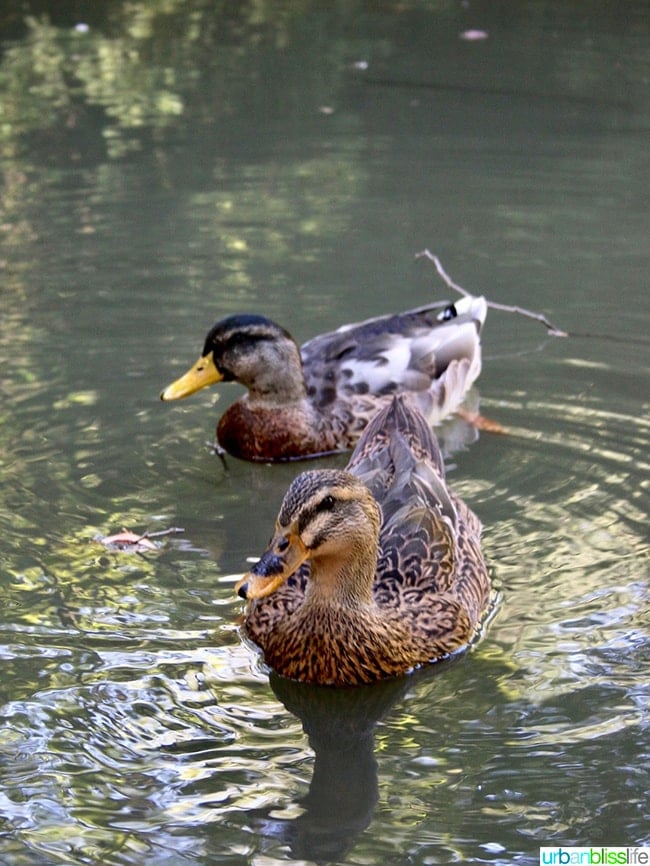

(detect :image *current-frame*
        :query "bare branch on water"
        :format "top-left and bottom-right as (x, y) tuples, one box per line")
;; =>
(415, 249), (569, 337)
(142, 527), (185, 539)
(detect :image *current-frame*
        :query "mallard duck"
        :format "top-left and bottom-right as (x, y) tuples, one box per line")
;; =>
(160, 295), (487, 462)
(235, 394), (491, 686)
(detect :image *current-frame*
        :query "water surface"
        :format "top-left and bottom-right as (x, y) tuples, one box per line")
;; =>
(0, 2), (648, 864)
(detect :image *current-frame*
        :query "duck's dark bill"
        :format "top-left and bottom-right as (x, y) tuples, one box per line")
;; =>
(235, 532), (309, 600)
(160, 354), (223, 400)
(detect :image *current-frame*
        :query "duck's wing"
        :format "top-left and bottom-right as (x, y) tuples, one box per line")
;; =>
(300, 297), (487, 416)
(350, 397), (489, 625)
(346, 392), (448, 479)
(347, 395), (457, 584)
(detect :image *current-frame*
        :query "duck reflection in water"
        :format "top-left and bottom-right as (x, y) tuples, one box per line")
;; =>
(250, 665), (456, 863)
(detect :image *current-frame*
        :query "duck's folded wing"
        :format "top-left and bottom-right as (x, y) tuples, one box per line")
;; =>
(301, 299), (486, 407)
(374, 496), (458, 604)
(346, 394), (447, 480)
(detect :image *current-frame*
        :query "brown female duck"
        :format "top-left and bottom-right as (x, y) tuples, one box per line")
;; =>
(235, 395), (491, 686)
(161, 296), (487, 462)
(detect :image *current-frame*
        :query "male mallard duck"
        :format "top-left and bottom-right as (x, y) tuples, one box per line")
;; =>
(160, 295), (487, 462)
(235, 394), (491, 686)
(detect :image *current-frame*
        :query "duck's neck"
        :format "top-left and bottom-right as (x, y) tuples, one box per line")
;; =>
(304, 542), (377, 610)
(246, 342), (307, 404)
(249, 370), (306, 404)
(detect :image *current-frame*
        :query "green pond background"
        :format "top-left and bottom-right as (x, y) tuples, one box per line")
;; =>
(0, 2), (648, 864)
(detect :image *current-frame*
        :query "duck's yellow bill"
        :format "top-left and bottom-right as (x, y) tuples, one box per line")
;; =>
(160, 354), (223, 401)
(236, 532), (309, 600)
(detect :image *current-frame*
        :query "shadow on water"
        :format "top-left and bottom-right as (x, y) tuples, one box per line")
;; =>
(364, 77), (633, 110)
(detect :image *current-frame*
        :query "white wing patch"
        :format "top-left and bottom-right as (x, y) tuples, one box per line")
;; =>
(340, 323), (479, 395)
(343, 335), (415, 392)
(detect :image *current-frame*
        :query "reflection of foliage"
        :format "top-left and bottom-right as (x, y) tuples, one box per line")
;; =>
(0, 1), (366, 285)
(0, 2), (349, 160)
(74, 30), (184, 157)
(201, 153), (363, 294)
(0, 12), (187, 159)
(1, 17), (74, 140)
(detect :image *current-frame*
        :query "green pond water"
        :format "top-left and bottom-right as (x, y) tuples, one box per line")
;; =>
(0, 2), (648, 864)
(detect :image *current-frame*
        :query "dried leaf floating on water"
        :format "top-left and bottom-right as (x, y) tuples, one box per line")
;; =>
(96, 526), (184, 553)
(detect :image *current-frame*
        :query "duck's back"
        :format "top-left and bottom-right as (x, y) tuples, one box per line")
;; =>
(347, 396), (490, 626)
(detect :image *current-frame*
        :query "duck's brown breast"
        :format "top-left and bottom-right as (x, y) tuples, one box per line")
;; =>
(217, 399), (341, 462)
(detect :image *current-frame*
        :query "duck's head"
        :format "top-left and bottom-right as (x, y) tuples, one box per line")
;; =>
(236, 469), (381, 603)
(161, 313), (304, 401)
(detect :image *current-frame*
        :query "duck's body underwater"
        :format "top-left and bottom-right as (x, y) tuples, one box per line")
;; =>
(161, 296), (487, 461)
(236, 395), (491, 686)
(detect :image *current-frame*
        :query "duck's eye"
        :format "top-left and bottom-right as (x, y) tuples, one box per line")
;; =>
(320, 494), (336, 512)
(437, 303), (457, 322)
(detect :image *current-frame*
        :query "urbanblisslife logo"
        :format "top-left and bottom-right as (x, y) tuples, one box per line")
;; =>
(540, 849), (650, 865)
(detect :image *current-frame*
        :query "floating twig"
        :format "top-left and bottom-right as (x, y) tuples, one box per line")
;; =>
(415, 249), (569, 337)
(142, 527), (185, 540)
